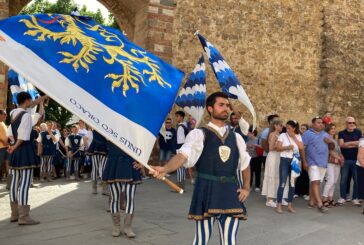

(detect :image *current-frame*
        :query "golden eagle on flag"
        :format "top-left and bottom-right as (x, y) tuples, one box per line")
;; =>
(0, 14), (184, 165)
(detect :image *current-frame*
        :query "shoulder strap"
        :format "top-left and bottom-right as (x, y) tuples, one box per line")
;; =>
(11, 111), (27, 124)
(285, 133), (293, 145)
(11, 111), (27, 140)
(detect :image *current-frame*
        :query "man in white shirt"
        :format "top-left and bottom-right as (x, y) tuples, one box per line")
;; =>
(152, 92), (251, 245)
(175, 110), (188, 190)
(7, 92), (47, 225)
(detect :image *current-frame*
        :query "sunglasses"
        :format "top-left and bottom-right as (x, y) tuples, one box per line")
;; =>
(347, 122), (356, 125)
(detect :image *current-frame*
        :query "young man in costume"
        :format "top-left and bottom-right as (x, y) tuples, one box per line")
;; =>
(152, 92), (251, 245)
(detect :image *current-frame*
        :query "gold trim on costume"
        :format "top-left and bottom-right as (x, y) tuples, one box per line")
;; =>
(10, 165), (39, 170)
(188, 208), (247, 221)
(205, 126), (230, 144)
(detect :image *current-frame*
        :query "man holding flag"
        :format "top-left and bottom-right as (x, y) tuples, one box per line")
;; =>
(7, 92), (47, 225)
(152, 92), (251, 245)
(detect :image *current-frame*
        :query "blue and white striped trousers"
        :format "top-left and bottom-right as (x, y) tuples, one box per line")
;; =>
(91, 154), (107, 181)
(66, 158), (79, 174)
(9, 168), (33, 206)
(40, 155), (53, 175)
(109, 182), (136, 214)
(177, 167), (186, 182)
(192, 215), (240, 245)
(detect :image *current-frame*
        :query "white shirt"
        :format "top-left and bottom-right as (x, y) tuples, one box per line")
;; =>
(278, 133), (302, 158)
(65, 134), (84, 150)
(36, 130), (60, 144)
(176, 122), (187, 145)
(177, 122), (251, 171)
(357, 139), (364, 167)
(77, 128), (88, 137)
(6, 108), (32, 141)
(85, 130), (93, 148)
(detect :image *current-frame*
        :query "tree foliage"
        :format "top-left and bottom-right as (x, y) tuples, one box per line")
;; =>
(19, 0), (118, 127)
(20, 0), (117, 26)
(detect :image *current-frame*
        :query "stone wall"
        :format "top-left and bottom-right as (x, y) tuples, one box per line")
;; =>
(172, 0), (325, 130)
(319, 0), (364, 129)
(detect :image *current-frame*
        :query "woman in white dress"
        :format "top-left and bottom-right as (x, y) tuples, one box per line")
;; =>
(262, 119), (283, 207)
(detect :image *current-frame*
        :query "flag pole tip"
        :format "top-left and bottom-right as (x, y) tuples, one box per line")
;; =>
(193, 30), (200, 36)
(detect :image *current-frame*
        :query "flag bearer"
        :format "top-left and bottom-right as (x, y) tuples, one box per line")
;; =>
(102, 141), (142, 238)
(7, 92), (46, 225)
(152, 92), (251, 245)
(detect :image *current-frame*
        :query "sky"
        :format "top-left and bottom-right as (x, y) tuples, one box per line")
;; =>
(28, 0), (111, 19)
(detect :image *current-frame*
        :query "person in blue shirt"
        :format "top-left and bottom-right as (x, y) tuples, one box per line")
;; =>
(302, 116), (331, 213)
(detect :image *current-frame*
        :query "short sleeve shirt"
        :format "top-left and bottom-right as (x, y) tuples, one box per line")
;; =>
(302, 129), (329, 167)
(278, 133), (302, 159)
(338, 129), (362, 160)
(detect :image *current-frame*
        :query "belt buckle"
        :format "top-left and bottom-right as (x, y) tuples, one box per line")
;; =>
(219, 176), (227, 183)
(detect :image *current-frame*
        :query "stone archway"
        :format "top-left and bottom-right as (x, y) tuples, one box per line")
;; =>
(0, 0), (178, 108)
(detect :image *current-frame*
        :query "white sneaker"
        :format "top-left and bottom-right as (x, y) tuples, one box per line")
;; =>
(303, 195), (310, 201)
(294, 194), (299, 198)
(266, 200), (277, 208)
(337, 198), (346, 205)
(254, 187), (261, 193)
(346, 197), (352, 202)
(282, 199), (288, 206)
(352, 199), (361, 206)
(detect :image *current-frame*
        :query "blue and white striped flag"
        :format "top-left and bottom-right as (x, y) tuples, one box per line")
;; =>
(175, 54), (206, 126)
(8, 68), (40, 105)
(196, 32), (256, 129)
(0, 14), (184, 165)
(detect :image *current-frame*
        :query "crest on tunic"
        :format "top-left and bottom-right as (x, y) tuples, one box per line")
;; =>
(74, 139), (79, 144)
(218, 145), (231, 163)
(46, 135), (51, 140)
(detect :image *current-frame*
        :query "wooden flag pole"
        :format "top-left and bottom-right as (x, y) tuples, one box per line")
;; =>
(144, 165), (184, 194)
(162, 177), (184, 194)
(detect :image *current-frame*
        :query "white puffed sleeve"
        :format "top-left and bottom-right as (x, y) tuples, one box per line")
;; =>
(177, 129), (205, 168)
(236, 133), (251, 171)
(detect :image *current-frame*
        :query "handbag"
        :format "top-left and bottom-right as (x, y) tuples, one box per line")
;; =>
(255, 137), (264, 157)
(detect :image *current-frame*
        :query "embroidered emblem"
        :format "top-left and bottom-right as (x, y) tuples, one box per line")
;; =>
(74, 139), (79, 144)
(46, 135), (51, 140)
(219, 145), (231, 163)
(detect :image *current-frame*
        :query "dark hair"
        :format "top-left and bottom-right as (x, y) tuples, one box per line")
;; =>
(301, 123), (309, 130)
(312, 116), (322, 124)
(328, 142), (335, 150)
(325, 123), (336, 133)
(325, 111), (331, 114)
(175, 110), (185, 118)
(16, 92), (32, 105)
(267, 114), (279, 123)
(206, 92), (229, 115)
(248, 125), (258, 136)
(286, 120), (300, 134)
(230, 112), (236, 121)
